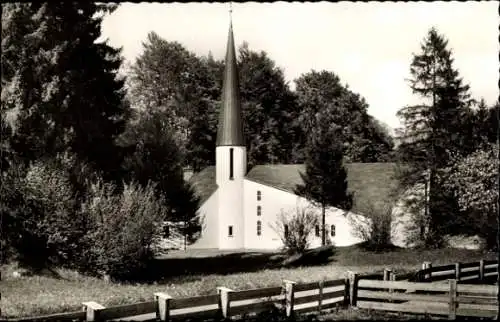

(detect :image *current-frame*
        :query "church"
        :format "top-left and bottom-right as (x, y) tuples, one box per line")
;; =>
(186, 19), (400, 250)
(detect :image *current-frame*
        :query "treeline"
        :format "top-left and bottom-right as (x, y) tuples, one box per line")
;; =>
(394, 27), (498, 250)
(127, 33), (396, 172)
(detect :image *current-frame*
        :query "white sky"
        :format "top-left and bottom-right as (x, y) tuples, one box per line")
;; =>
(101, 1), (498, 131)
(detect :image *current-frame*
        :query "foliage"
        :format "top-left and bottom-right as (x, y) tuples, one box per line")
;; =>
(0, 155), (87, 270)
(237, 42), (301, 166)
(295, 109), (353, 246)
(350, 200), (394, 251)
(118, 106), (202, 243)
(80, 180), (167, 280)
(444, 144), (499, 250)
(395, 27), (475, 248)
(272, 206), (320, 255)
(1, 3), (129, 182)
(294, 70), (394, 163)
(126, 32), (222, 171)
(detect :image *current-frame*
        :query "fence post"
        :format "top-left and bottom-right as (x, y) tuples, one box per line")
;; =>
(448, 279), (457, 320)
(82, 301), (105, 322)
(283, 280), (296, 317)
(217, 287), (234, 319)
(348, 271), (359, 307)
(344, 273), (350, 307)
(455, 262), (461, 281)
(317, 280), (324, 313)
(479, 259), (485, 282)
(155, 292), (172, 322)
(383, 268), (392, 281)
(422, 261), (432, 282)
(389, 271), (396, 303)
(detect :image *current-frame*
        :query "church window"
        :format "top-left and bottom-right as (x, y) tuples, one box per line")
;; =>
(228, 225), (233, 237)
(330, 225), (336, 237)
(257, 205), (261, 216)
(284, 224), (289, 238)
(315, 225), (320, 237)
(229, 148), (234, 180)
(257, 221), (262, 236)
(257, 190), (261, 201)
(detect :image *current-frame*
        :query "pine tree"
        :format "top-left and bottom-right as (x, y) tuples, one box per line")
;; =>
(1, 3), (129, 181)
(396, 27), (474, 247)
(295, 107), (353, 246)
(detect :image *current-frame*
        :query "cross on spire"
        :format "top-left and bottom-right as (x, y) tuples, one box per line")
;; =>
(229, 2), (233, 22)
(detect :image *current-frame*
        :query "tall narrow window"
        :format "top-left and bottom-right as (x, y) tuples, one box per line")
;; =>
(257, 190), (261, 201)
(315, 225), (320, 237)
(257, 205), (261, 216)
(228, 225), (233, 237)
(330, 225), (336, 237)
(284, 224), (289, 238)
(257, 221), (262, 236)
(229, 148), (234, 180)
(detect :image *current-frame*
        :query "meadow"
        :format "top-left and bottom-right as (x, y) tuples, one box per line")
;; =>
(1, 245), (496, 319)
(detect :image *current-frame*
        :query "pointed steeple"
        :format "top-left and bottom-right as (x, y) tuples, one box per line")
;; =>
(216, 14), (245, 147)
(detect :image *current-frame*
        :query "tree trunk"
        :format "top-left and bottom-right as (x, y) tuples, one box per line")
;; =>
(322, 205), (326, 246)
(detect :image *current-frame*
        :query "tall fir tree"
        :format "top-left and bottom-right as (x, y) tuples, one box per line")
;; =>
(295, 107), (353, 246)
(396, 27), (474, 247)
(1, 3), (129, 182)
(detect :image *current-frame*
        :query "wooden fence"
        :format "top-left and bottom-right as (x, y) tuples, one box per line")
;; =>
(5, 259), (498, 322)
(416, 259), (498, 283)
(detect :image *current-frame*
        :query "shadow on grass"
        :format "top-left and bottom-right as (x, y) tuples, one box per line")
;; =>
(134, 246), (337, 283)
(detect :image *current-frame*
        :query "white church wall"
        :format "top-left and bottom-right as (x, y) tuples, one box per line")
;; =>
(243, 179), (365, 250)
(189, 189), (219, 249)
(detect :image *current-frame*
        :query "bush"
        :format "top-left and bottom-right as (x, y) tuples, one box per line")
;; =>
(80, 179), (167, 280)
(272, 206), (319, 255)
(1, 156), (86, 270)
(350, 200), (394, 251)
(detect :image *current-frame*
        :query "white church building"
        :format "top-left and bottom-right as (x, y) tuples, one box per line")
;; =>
(185, 20), (404, 251)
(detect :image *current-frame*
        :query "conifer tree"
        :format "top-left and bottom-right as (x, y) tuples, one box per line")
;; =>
(396, 27), (474, 247)
(295, 107), (353, 246)
(1, 3), (129, 181)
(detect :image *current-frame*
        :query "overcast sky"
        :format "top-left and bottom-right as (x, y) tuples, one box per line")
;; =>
(101, 2), (498, 130)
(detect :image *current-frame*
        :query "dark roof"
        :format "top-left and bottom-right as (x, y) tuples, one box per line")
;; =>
(189, 163), (400, 213)
(216, 21), (245, 147)
(188, 166), (218, 205)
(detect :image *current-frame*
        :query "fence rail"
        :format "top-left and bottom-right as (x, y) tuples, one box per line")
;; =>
(357, 279), (498, 319)
(4, 259), (498, 322)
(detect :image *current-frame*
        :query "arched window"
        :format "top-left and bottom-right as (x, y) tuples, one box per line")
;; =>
(315, 225), (320, 237)
(257, 221), (262, 236)
(284, 224), (289, 238)
(257, 205), (261, 216)
(257, 190), (261, 201)
(330, 225), (336, 237)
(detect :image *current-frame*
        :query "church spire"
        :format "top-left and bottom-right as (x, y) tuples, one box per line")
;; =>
(216, 7), (245, 147)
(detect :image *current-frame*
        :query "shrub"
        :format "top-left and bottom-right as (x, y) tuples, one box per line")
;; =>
(1, 156), (86, 270)
(272, 206), (320, 255)
(81, 179), (167, 280)
(350, 200), (394, 251)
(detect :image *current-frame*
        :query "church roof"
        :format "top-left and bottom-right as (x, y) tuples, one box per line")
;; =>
(216, 21), (245, 146)
(189, 163), (400, 213)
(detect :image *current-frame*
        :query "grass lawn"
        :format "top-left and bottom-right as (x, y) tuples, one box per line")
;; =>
(1, 246), (496, 319)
